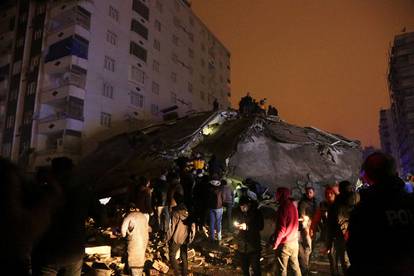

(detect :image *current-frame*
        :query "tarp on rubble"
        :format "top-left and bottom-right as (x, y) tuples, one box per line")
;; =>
(77, 111), (362, 197)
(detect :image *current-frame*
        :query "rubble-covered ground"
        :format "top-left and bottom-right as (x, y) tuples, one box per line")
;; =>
(84, 224), (332, 276)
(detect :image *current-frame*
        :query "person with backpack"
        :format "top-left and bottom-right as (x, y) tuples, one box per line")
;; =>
(166, 194), (196, 276)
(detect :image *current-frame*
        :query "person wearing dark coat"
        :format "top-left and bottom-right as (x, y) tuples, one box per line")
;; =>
(132, 176), (153, 219)
(234, 197), (264, 276)
(222, 178), (235, 230)
(347, 152), (414, 276)
(32, 157), (104, 276)
(166, 194), (196, 276)
(153, 172), (170, 236)
(327, 181), (359, 275)
(298, 187), (317, 276)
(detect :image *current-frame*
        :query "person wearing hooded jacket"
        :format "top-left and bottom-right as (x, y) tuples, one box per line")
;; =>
(347, 152), (414, 276)
(234, 196), (264, 276)
(166, 194), (196, 276)
(121, 207), (149, 276)
(207, 176), (225, 242)
(273, 187), (301, 276)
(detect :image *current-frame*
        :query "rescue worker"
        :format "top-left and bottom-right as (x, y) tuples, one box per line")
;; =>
(347, 152), (414, 276)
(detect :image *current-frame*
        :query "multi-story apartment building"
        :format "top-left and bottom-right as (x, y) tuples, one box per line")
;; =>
(379, 108), (400, 170)
(0, 0), (231, 168)
(388, 31), (414, 175)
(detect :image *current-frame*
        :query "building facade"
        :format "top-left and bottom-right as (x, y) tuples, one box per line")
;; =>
(379, 108), (400, 170)
(0, 0), (231, 168)
(388, 31), (414, 175)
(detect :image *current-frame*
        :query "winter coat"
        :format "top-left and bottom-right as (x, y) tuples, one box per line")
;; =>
(121, 211), (149, 268)
(327, 191), (359, 247)
(347, 176), (414, 275)
(234, 207), (264, 253)
(153, 178), (169, 207)
(273, 188), (299, 249)
(167, 180), (184, 208)
(298, 195), (317, 230)
(310, 200), (332, 242)
(134, 186), (153, 214)
(207, 184), (224, 209)
(166, 204), (196, 245)
(222, 184), (234, 204)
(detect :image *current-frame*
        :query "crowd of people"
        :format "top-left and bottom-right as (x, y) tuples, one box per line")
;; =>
(2, 151), (414, 276)
(238, 92), (279, 117)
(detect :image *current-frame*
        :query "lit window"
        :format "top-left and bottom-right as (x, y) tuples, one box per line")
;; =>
(104, 56), (115, 72)
(103, 82), (114, 98)
(100, 112), (111, 127)
(130, 91), (144, 107)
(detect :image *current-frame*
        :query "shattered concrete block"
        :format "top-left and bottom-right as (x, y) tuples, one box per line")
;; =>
(187, 249), (196, 259)
(152, 259), (169, 274)
(85, 246), (111, 259)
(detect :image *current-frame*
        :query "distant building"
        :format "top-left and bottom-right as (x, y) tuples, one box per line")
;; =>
(0, 0), (231, 168)
(388, 31), (414, 175)
(379, 108), (400, 171)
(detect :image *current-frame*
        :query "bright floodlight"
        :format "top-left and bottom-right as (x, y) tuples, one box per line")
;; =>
(99, 197), (111, 205)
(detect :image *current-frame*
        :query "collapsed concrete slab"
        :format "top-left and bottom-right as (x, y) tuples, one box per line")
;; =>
(77, 111), (362, 198)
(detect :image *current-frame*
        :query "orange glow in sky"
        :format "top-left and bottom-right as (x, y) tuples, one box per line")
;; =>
(192, 0), (414, 147)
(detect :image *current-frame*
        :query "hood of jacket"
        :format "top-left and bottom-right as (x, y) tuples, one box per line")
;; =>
(276, 187), (291, 202)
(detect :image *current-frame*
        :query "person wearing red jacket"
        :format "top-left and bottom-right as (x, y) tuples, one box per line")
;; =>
(273, 187), (302, 276)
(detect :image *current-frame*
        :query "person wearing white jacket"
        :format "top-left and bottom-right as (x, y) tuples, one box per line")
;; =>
(121, 208), (149, 276)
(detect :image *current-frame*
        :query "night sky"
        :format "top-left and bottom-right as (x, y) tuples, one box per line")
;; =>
(192, 0), (414, 147)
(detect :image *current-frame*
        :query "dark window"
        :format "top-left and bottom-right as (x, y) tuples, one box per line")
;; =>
(67, 96), (84, 120)
(131, 19), (148, 40)
(132, 0), (149, 20)
(45, 35), (89, 62)
(130, 41), (147, 62)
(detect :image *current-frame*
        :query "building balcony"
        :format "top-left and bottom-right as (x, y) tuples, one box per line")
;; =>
(46, 24), (90, 46)
(38, 112), (84, 134)
(48, 4), (91, 32)
(41, 84), (85, 103)
(43, 55), (87, 77)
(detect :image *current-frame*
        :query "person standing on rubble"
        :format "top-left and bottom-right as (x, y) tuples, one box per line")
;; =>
(32, 157), (104, 276)
(166, 194), (196, 276)
(153, 171), (170, 239)
(222, 178), (235, 230)
(207, 175), (225, 243)
(167, 172), (184, 211)
(298, 186), (317, 276)
(131, 176), (153, 221)
(327, 181), (359, 275)
(273, 187), (301, 276)
(192, 169), (209, 231)
(234, 196), (264, 276)
(347, 152), (414, 275)
(121, 205), (149, 276)
(310, 186), (338, 275)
